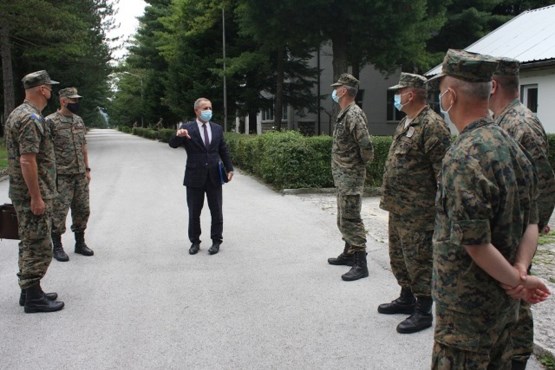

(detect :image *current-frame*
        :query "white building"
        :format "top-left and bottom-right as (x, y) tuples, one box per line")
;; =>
(426, 4), (555, 133)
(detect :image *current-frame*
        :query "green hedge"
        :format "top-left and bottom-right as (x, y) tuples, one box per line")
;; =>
(225, 131), (390, 190)
(117, 126), (175, 143)
(118, 128), (555, 191)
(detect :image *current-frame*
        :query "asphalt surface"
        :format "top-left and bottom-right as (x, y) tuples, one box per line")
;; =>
(0, 129), (545, 369)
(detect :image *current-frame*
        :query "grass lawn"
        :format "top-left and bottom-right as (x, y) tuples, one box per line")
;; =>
(0, 140), (7, 170)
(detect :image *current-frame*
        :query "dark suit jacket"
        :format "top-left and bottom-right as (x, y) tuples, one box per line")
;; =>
(169, 120), (234, 188)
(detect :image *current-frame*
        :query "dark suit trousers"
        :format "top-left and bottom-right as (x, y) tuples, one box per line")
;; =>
(186, 178), (223, 244)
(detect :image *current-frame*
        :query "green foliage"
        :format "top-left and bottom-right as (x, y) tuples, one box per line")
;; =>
(539, 352), (555, 370)
(0, 140), (7, 171)
(120, 126), (175, 143)
(225, 131), (390, 190)
(1, 0), (115, 130)
(366, 136), (392, 187)
(538, 230), (555, 246)
(158, 129), (176, 143)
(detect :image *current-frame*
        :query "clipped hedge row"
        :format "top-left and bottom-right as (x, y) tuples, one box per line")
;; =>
(118, 126), (555, 191)
(225, 131), (391, 190)
(118, 126), (175, 143)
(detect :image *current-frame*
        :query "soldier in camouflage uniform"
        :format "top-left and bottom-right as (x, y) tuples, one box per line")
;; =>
(378, 73), (451, 334)
(46, 87), (94, 261)
(489, 57), (555, 370)
(429, 49), (550, 369)
(327, 74), (374, 281)
(5, 70), (65, 313)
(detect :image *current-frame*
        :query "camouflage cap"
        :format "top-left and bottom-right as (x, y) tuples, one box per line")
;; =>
(331, 73), (359, 88)
(21, 70), (59, 89)
(494, 57), (520, 76)
(58, 87), (82, 99)
(388, 72), (427, 91)
(428, 49), (498, 85)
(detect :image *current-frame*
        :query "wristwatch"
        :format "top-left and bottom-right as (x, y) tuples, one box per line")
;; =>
(85, 167), (91, 172)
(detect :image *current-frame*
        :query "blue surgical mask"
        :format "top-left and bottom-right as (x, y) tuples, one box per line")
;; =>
(331, 89), (340, 103)
(439, 90), (453, 126)
(393, 94), (407, 112)
(200, 109), (212, 122)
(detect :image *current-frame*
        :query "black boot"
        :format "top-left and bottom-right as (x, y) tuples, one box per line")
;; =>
(378, 287), (416, 314)
(328, 244), (355, 266)
(19, 289), (58, 306)
(52, 233), (69, 262)
(75, 231), (94, 256)
(396, 296), (433, 334)
(341, 251), (369, 281)
(24, 283), (64, 313)
(511, 359), (528, 370)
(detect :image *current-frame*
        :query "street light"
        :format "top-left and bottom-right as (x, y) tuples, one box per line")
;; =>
(123, 71), (144, 127)
(222, 7), (227, 132)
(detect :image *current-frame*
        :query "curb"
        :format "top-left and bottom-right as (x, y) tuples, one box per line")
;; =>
(534, 342), (555, 364)
(281, 186), (382, 196)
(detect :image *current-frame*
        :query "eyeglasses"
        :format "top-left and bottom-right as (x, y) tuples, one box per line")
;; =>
(41, 85), (52, 93)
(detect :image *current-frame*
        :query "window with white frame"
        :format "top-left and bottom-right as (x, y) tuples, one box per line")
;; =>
(261, 104), (288, 122)
(521, 84), (538, 113)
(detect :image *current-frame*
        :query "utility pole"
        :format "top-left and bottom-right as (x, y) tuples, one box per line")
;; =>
(222, 7), (228, 132)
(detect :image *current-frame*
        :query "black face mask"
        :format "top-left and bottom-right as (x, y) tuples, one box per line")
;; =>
(66, 102), (80, 114)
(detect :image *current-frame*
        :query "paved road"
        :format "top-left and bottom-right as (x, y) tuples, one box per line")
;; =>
(0, 129), (544, 369)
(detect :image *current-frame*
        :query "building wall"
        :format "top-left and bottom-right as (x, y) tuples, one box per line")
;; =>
(520, 67), (555, 133)
(294, 42), (401, 137)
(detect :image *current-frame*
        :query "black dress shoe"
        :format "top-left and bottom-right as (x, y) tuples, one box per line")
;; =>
(189, 243), (200, 255)
(208, 243), (220, 255)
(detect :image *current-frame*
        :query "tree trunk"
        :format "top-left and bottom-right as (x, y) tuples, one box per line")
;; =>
(273, 47), (285, 132)
(330, 32), (348, 132)
(331, 31), (349, 82)
(248, 110), (257, 134)
(0, 22), (15, 135)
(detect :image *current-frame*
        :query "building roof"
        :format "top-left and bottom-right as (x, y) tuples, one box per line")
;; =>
(426, 4), (555, 76)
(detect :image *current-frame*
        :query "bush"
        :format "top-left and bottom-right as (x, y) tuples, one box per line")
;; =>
(121, 128), (555, 192)
(158, 129), (175, 143)
(118, 125), (132, 133)
(225, 131), (388, 190)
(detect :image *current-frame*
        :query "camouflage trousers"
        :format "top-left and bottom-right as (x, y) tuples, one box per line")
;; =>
(511, 301), (533, 362)
(52, 174), (90, 234)
(432, 304), (517, 370)
(388, 213), (433, 297)
(336, 193), (366, 251)
(13, 200), (53, 289)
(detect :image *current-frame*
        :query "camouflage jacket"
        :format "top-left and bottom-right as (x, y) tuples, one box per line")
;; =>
(331, 102), (373, 194)
(46, 111), (87, 175)
(5, 101), (57, 202)
(496, 99), (555, 229)
(380, 106), (451, 224)
(433, 118), (538, 316)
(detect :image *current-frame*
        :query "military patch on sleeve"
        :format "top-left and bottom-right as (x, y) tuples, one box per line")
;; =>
(30, 113), (45, 135)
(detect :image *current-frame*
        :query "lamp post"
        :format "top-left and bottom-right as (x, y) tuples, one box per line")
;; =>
(222, 7), (228, 132)
(123, 71), (144, 127)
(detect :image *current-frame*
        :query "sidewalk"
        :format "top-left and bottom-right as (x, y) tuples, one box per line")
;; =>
(290, 191), (555, 363)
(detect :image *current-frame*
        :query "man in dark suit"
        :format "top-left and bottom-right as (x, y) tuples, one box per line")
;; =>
(169, 97), (234, 255)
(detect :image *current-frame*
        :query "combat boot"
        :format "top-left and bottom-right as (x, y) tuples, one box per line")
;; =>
(52, 232), (69, 262)
(74, 231), (94, 256)
(341, 251), (369, 281)
(328, 243), (355, 266)
(511, 359), (528, 370)
(396, 296), (433, 334)
(19, 289), (58, 306)
(377, 287), (416, 314)
(24, 283), (64, 313)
